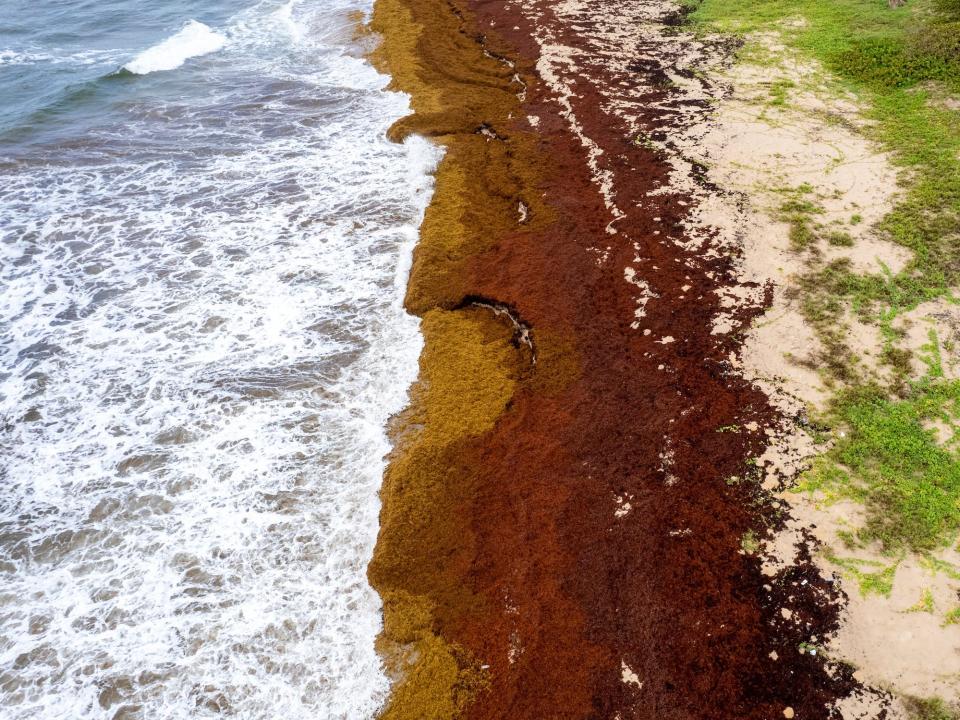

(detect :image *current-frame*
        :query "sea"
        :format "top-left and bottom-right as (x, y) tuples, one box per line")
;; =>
(0, 1), (439, 717)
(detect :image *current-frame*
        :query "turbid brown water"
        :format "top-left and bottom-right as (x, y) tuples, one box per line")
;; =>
(368, 1), (863, 718)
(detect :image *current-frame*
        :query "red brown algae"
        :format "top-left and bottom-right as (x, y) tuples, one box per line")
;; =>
(367, 0), (869, 718)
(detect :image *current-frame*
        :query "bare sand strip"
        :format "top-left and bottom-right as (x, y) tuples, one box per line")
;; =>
(674, 28), (960, 713)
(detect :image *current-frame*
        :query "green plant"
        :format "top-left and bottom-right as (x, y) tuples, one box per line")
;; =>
(717, 424), (742, 433)
(827, 230), (855, 247)
(803, 382), (960, 552)
(921, 555), (960, 579)
(908, 22), (960, 64)
(903, 696), (960, 720)
(834, 37), (956, 88)
(905, 588), (935, 613)
(741, 530), (761, 554)
(919, 329), (945, 378)
(797, 641), (822, 655)
(837, 529), (862, 548)
(768, 78), (796, 106)
(825, 554), (899, 596)
(933, 0), (960, 20)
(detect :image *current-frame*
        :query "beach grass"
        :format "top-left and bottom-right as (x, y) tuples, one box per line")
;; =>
(802, 378), (960, 552)
(903, 695), (960, 720)
(687, 0), (960, 555)
(690, 0), (960, 320)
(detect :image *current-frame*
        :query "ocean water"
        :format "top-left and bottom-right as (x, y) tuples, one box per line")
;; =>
(0, 1), (438, 717)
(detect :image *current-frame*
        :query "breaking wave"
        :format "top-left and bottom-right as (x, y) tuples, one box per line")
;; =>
(124, 20), (226, 74)
(0, 0), (441, 717)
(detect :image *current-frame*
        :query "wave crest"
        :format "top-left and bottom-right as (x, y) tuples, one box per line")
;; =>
(124, 20), (225, 75)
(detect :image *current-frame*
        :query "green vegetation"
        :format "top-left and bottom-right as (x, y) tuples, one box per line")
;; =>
(772, 185), (859, 252)
(687, 0), (960, 321)
(768, 77), (796, 106)
(936, 0), (960, 16)
(904, 696), (960, 720)
(687, 0), (960, 92)
(775, 186), (825, 251)
(797, 640), (823, 655)
(825, 553), (899, 595)
(905, 587), (935, 613)
(921, 555), (960, 578)
(826, 230), (855, 247)
(802, 378), (960, 552)
(740, 529), (761, 554)
(687, 0), (960, 319)
(687, 0), (960, 560)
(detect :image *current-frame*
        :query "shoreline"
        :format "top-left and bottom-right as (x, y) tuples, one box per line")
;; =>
(366, 0), (960, 717)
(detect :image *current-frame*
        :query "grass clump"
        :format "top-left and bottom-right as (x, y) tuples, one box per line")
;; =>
(768, 77), (796, 106)
(834, 35), (958, 89)
(825, 554), (899, 596)
(803, 381), (960, 552)
(741, 529), (761, 554)
(904, 697), (960, 720)
(921, 555), (960, 579)
(935, 0), (960, 14)
(827, 230), (855, 247)
(905, 587), (936, 613)
(773, 186), (849, 254)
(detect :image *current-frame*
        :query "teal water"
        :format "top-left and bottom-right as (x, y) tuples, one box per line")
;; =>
(1, 1), (240, 142)
(0, 2), (438, 717)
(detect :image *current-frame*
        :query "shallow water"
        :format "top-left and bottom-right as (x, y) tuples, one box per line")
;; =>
(0, 1), (437, 717)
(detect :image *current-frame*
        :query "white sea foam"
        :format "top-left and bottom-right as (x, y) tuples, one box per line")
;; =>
(124, 19), (226, 74)
(275, 1), (305, 43)
(0, 0), (441, 717)
(0, 47), (126, 66)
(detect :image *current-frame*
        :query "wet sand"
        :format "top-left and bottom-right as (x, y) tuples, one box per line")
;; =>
(366, 1), (874, 718)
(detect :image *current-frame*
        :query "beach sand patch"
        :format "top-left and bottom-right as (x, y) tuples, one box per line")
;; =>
(682, 31), (958, 709)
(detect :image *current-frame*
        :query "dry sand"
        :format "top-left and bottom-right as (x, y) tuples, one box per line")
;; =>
(675, 29), (960, 711)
